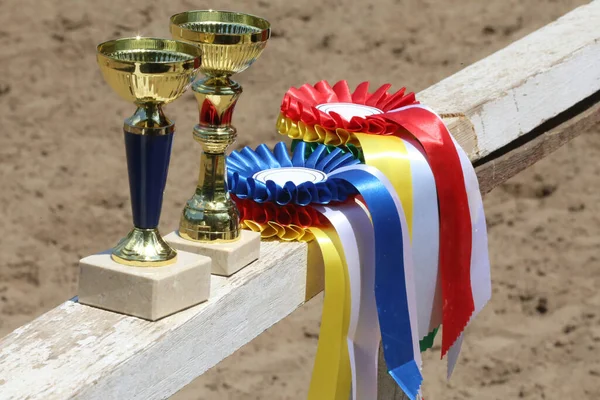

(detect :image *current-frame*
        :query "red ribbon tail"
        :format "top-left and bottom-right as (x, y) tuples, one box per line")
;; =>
(384, 107), (475, 357)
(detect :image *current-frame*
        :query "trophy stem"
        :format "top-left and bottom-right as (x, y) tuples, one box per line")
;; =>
(111, 104), (178, 266)
(179, 77), (241, 242)
(196, 148), (227, 202)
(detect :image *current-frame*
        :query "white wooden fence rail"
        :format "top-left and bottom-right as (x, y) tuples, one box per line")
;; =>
(1, 2), (599, 399)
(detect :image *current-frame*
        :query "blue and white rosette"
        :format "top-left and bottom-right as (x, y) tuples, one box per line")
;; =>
(228, 141), (360, 206)
(226, 141), (423, 400)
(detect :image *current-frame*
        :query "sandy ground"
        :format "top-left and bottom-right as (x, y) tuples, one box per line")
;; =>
(0, 0), (598, 398)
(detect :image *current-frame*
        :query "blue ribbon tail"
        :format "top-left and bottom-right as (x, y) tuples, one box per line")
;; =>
(389, 361), (423, 400)
(329, 166), (419, 398)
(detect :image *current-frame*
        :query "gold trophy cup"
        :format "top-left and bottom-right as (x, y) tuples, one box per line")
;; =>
(78, 37), (212, 321)
(170, 10), (271, 242)
(96, 37), (202, 266)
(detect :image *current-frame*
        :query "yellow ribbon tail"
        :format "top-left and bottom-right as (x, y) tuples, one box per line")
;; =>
(307, 226), (352, 400)
(354, 132), (414, 238)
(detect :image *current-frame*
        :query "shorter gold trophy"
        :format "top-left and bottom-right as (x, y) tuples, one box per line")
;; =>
(96, 37), (201, 266)
(165, 11), (270, 276)
(78, 37), (212, 320)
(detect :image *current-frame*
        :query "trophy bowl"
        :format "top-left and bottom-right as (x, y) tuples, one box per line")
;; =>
(97, 37), (201, 104)
(170, 10), (270, 77)
(96, 37), (202, 266)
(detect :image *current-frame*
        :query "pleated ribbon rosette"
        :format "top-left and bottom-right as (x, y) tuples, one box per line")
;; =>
(226, 80), (492, 400)
(228, 142), (422, 400)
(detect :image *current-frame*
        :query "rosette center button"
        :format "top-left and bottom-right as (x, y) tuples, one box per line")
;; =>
(316, 102), (383, 121)
(253, 167), (327, 186)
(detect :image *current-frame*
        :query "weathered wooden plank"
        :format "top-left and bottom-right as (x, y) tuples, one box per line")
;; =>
(419, 1), (600, 161)
(475, 96), (600, 195)
(0, 241), (308, 400)
(1, 2), (599, 399)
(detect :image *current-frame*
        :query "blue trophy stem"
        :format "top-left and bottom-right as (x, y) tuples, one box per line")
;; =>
(124, 131), (173, 229)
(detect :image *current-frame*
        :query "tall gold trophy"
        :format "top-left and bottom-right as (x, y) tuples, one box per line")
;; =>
(78, 37), (212, 320)
(97, 37), (201, 266)
(166, 11), (270, 276)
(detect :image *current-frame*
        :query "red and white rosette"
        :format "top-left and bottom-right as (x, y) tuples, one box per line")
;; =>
(277, 80), (492, 376)
(278, 80), (418, 146)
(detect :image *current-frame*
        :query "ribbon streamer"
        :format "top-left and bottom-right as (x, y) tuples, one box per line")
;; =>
(353, 133), (413, 235)
(316, 202), (380, 400)
(308, 226), (352, 400)
(451, 134), (491, 326)
(445, 126), (492, 377)
(401, 138), (442, 339)
(353, 133), (441, 346)
(386, 105), (490, 375)
(383, 105), (474, 358)
(329, 164), (422, 400)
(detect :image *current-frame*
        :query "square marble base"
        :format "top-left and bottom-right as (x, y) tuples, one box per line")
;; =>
(78, 250), (211, 321)
(164, 230), (260, 277)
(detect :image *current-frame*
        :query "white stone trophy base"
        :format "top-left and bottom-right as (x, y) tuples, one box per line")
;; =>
(78, 250), (211, 321)
(164, 230), (260, 277)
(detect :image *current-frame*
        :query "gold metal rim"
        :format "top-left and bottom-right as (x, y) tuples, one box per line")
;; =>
(170, 10), (271, 45)
(111, 253), (178, 267)
(111, 227), (179, 267)
(123, 122), (175, 136)
(97, 37), (202, 73)
(178, 230), (241, 243)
